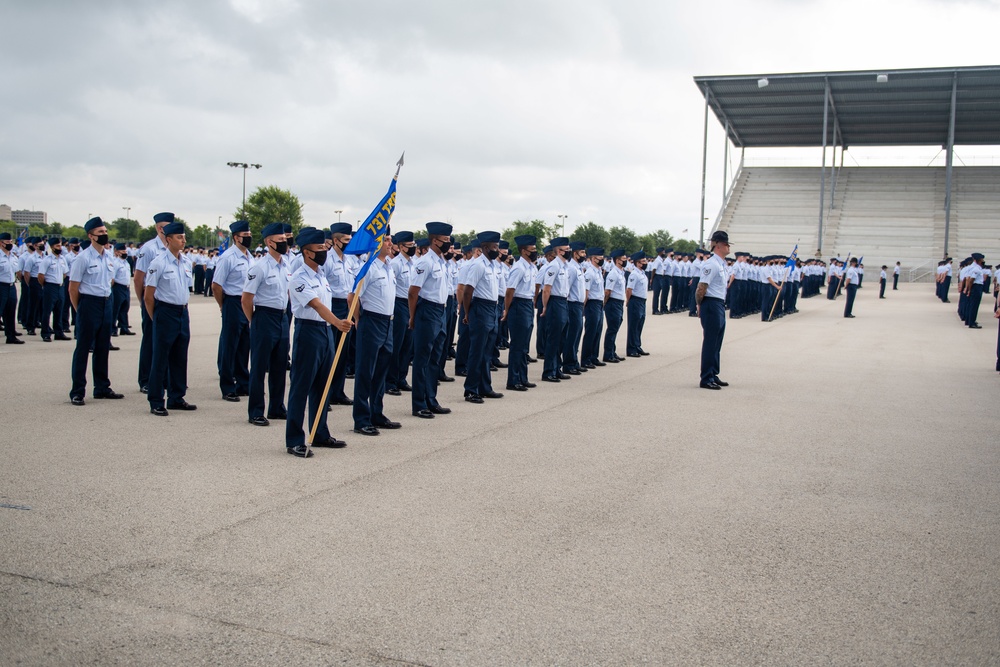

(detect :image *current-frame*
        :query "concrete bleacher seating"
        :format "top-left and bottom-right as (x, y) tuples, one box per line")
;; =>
(717, 166), (1000, 280)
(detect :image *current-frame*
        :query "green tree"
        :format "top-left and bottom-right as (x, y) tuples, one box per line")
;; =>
(568, 221), (610, 250)
(637, 229), (675, 254)
(49, 222), (64, 236)
(110, 217), (141, 242)
(500, 219), (557, 249)
(412, 229), (429, 242)
(451, 230), (477, 249)
(236, 185), (304, 241)
(673, 238), (698, 254)
(607, 226), (641, 254)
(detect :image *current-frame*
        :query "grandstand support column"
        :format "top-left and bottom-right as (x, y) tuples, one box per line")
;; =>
(817, 80), (830, 257)
(699, 86), (709, 246)
(722, 122), (729, 200)
(943, 72), (957, 259)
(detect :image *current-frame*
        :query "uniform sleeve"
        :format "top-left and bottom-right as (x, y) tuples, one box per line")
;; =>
(542, 264), (559, 287)
(507, 264), (524, 289)
(212, 253), (229, 285)
(135, 245), (154, 273)
(243, 259), (262, 294)
(410, 256), (430, 290)
(69, 253), (86, 282)
(144, 257), (161, 289)
(699, 261), (718, 285)
(460, 261), (483, 287)
(289, 274), (319, 311)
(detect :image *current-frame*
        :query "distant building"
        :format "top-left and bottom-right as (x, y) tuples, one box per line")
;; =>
(0, 204), (10, 221)
(11, 209), (47, 226)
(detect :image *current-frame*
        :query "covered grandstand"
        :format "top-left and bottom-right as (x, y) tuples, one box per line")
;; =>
(693, 66), (1000, 279)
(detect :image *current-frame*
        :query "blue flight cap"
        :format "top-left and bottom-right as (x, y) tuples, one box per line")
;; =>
(610, 248), (626, 259)
(330, 223), (353, 235)
(49, 236), (62, 245)
(162, 222), (185, 236)
(392, 231), (414, 244)
(0, 233), (10, 241)
(588, 247), (604, 256)
(550, 236), (570, 247)
(569, 241), (586, 252)
(499, 240), (510, 250)
(84, 217), (104, 232)
(416, 238), (430, 248)
(656, 247), (665, 253)
(514, 235), (536, 246)
(477, 231), (501, 244)
(261, 222), (284, 238)
(665, 247), (674, 253)
(323, 230), (333, 240)
(68, 237), (79, 244)
(543, 245), (553, 254)
(697, 248), (708, 254)
(469, 239), (482, 249)
(114, 243), (126, 251)
(230, 220), (250, 234)
(153, 212), (174, 224)
(972, 252), (984, 260)
(297, 227), (325, 247)
(425, 221), (453, 236)
(282, 223), (293, 234)
(631, 251), (646, 262)
(80, 239), (91, 250)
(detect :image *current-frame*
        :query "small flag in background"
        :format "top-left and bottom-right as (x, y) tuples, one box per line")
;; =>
(785, 244), (798, 270)
(344, 153), (404, 289)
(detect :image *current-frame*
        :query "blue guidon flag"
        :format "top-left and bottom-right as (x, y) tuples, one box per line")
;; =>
(344, 152), (404, 289)
(785, 244), (798, 271)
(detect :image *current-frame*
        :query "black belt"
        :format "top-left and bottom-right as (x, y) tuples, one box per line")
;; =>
(0, 281), (11, 287)
(395, 296), (409, 303)
(473, 297), (497, 304)
(80, 293), (112, 302)
(703, 296), (724, 303)
(513, 296), (533, 302)
(295, 318), (327, 327)
(331, 297), (348, 304)
(363, 311), (392, 321)
(154, 300), (187, 310)
(631, 296), (646, 301)
(548, 295), (567, 302)
(255, 305), (285, 314)
(418, 298), (445, 309)
(224, 294), (241, 300)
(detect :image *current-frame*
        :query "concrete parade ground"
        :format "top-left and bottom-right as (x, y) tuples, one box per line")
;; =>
(1, 282), (998, 666)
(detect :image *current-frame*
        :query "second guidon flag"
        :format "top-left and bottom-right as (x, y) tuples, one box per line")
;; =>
(344, 152), (404, 289)
(785, 244), (798, 271)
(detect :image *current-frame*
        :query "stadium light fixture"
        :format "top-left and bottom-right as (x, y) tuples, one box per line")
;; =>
(876, 74), (889, 83)
(758, 77), (769, 88)
(227, 161), (263, 211)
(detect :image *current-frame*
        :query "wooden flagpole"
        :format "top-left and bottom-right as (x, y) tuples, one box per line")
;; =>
(767, 267), (790, 322)
(307, 286), (362, 449)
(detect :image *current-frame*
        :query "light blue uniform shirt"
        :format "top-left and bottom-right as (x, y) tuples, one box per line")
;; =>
(145, 251), (192, 305)
(567, 259), (586, 302)
(289, 264), (331, 322)
(0, 249), (17, 283)
(39, 253), (68, 283)
(699, 254), (728, 300)
(69, 245), (115, 297)
(411, 251), (450, 305)
(584, 263), (604, 300)
(135, 236), (167, 274)
(542, 257), (570, 298)
(605, 265), (626, 300)
(389, 252), (414, 298)
(627, 265), (649, 298)
(324, 250), (354, 299)
(461, 255), (499, 300)
(21, 252), (40, 278)
(507, 257), (537, 299)
(357, 257), (396, 316)
(113, 256), (131, 286)
(243, 253), (291, 309)
(212, 245), (251, 296)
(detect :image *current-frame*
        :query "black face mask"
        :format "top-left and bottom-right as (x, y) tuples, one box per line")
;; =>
(561, 250), (573, 260)
(273, 241), (289, 254)
(444, 252), (454, 260)
(528, 251), (539, 262)
(405, 246), (417, 257)
(310, 250), (328, 266)
(486, 249), (500, 261)
(1, 243), (11, 251)
(94, 234), (109, 246)
(52, 248), (62, 255)
(596, 259), (604, 267)
(238, 235), (252, 248)
(438, 240), (452, 253)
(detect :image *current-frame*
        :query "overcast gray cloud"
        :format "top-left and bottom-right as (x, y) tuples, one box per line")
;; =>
(2, 0), (998, 238)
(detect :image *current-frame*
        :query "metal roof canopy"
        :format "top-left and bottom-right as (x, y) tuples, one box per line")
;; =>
(691, 65), (1000, 256)
(694, 65), (1000, 148)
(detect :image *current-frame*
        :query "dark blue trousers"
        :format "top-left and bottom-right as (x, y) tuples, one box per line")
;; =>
(535, 296), (547, 357)
(71, 294), (113, 400)
(844, 284), (857, 317)
(28, 278), (42, 331)
(652, 275), (664, 313)
(286, 320), (335, 448)
(328, 298), (350, 402)
(582, 299), (603, 365)
(966, 284), (983, 326)
(138, 300), (154, 388)
(497, 296), (510, 346)
(658, 276), (670, 314)
(412, 298), (447, 412)
(542, 296), (568, 378)
(40, 282), (64, 337)
(61, 278), (74, 328)
(455, 302), (471, 375)
(464, 297), (497, 395)
(147, 302), (190, 409)
(603, 298), (624, 360)
(506, 297), (533, 387)
(492, 296), (503, 365)
(444, 294), (458, 354)
(387, 297), (412, 390)
(17, 278), (29, 326)
(563, 300), (584, 372)
(353, 311), (393, 429)
(112, 283), (131, 332)
(626, 297), (646, 354)
(248, 306), (289, 419)
(688, 281), (699, 315)
(699, 297), (725, 384)
(0, 283), (16, 341)
(218, 295), (250, 395)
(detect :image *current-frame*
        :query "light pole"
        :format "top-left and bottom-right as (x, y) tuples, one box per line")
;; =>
(122, 206), (131, 221)
(227, 162), (262, 213)
(557, 214), (567, 236)
(335, 209), (343, 222)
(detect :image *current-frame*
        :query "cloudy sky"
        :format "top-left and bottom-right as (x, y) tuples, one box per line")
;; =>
(3, 0), (998, 239)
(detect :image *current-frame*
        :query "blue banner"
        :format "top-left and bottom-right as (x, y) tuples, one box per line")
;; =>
(785, 244), (798, 270)
(344, 176), (397, 290)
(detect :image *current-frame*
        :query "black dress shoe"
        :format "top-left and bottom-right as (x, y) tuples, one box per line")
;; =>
(506, 384), (528, 391)
(287, 445), (314, 458)
(614, 355), (626, 361)
(523, 382), (537, 389)
(844, 314), (855, 319)
(374, 419), (401, 429)
(438, 375), (455, 382)
(639, 351), (650, 356)
(482, 390), (504, 399)
(6, 338), (24, 344)
(413, 409), (435, 419)
(385, 387), (402, 396)
(603, 357), (618, 364)
(140, 385), (148, 394)
(71, 396), (86, 406)
(455, 371), (467, 377)
(536, 353), (544, 359)
(26, 330), (35, 335)
(565, 368), (581, 375)
(489, 365), (498, 372)
(109, 344), (120, 351)
(699, 382), (721, 390)
(150, 406), (169, 416)
(249, 416), (270, 426)
(267, 410), (288, 420)
(429, 405), (451, 415)
(398, 383), (412, 392)
(593, 360), (606, 367)
(167, 400), (197, 410)
(713, 378), (729, 387)
(542, 375), (561, 383)
(111, 331), (118, 337)
(970, 323), (982, 329)
(41, 336), (51, 342)
(313, 436), (347, 448)
(94, 390), (124, 399)
(54, 334), (71, 341)
(120, 330), (136, 336)
(465, 394), (484, 404)
(557, 372), (571, 380)
(583, 363), (596, 370)
(223, 393), (240, 402)
(354, 426), (380, 436)
(494, 360), (508, 368)
(627, 353), (641, 358)
(527, 356), (537, 363)
(329, 395), (353, 406)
